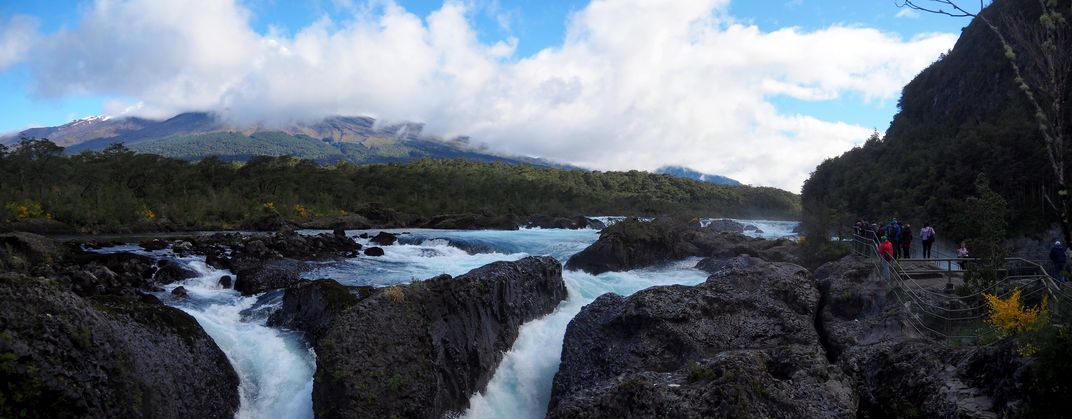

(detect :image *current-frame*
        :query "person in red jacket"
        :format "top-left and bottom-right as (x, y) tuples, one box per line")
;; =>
(878, 236), (894, 261)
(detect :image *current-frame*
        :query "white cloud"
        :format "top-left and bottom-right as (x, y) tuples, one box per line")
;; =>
(896, 8), (921, 19)
(19, 0), (956, 191)
(0, 15), (39, 70)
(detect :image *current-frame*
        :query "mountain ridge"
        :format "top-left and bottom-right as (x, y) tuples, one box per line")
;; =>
(2, 112), (576, 169)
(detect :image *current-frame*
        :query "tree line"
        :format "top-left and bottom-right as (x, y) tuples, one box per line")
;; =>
(0, 139), (800, 231)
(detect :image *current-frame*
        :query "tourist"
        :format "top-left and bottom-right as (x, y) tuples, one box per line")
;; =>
(886, 219), (901, 259)
(920, 223), (936, 258)
(879, 235), (894, 261)
(900, 223), (913, 259)
(1050, 240), (1067, 282)
(957, 242), (969, 270)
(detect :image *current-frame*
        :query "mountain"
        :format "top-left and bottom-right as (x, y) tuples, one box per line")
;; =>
(2, 112), (574, 168)
(800, 0), (1069, 238)
(655, 166), (741, 186)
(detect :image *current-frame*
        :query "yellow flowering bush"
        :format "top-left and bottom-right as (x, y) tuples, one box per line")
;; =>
(263, 202), (276, 212)
(141, 207), (156, 221)
(984, 288), (1048, 334)
(4, 200), (50, 222)
(294, 204), (308, 218)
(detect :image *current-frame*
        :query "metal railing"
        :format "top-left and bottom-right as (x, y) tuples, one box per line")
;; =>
(850, 232), (1070, 344)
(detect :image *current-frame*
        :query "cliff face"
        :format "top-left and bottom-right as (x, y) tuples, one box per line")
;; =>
(0, 275), (240, 418)
(549, 255), (1031, 418)
(285, 256), (568, 419)
(802, 0), (1071, 236)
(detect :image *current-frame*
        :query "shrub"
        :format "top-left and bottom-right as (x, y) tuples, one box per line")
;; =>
(383, 286), (404, 303)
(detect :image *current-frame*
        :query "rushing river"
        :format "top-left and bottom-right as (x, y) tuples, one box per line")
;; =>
(99, 218), (797, 418)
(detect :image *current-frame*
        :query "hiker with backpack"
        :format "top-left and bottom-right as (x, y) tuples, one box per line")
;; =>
(886, 219), (901, 259)
(920, 223), (936, 258)
(900, 223), (913, 259)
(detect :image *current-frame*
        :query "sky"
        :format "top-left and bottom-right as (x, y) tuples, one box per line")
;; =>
(0, 0), (971, 191)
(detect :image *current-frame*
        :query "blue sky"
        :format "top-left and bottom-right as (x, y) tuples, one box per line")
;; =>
(0, 0), (969, 190)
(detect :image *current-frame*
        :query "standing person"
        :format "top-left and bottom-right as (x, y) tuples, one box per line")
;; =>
(879, 236), (894, 261)
(1050, 240), (1067, 282)
(957, 242), (970, 270)
(887, 219), (901, 259)
(900, 223), (913, 259)
(920, 223), (936, 258)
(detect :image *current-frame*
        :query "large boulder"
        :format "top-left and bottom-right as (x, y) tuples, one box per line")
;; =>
(59, 252), (160, 296)
(704, 218), (746, 233)
(232, 258), (309, 296)
(312, 256), (567, 419)
(548, 258), (856, 418)
(0, 232), (67, 273)
(267, 279), (364, 343)
(153, 260), (199, 285)
(423, 214), (519, 230)
(369, 232), (398, 246)
(0, 274), (239, 418)
(299, 214), (373, 230)
(564, 218), (695, 274)
(525, 215), (606, 230)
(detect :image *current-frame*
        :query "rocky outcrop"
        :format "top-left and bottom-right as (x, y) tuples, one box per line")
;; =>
(0, 274), (239, 418)
(704, 218), (746, 233)
(232, 258), (309, 296)
(565, 218), (800, 274)
(267, 279), (367, 343)
(369, 231), (398, 246)
(312, 256), (567, 419)
(299, 214), (373, 230)
(525, 215), (606, 230)
(153, 259), (199, 284)
(0, 232), (68, 274)
(548, 258), (855, 418)
(422, 213), (520, 230)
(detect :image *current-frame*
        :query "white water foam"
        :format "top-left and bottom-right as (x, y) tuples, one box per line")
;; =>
(462, 259), (710, 419)
(160, 260), (316, 419)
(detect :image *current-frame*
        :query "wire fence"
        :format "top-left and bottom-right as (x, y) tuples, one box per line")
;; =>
(849, 231), (1071, 345)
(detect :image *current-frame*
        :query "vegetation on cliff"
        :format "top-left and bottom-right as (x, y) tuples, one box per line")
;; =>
(0, 139), (800, 231)
(801, 0), (1071, 241)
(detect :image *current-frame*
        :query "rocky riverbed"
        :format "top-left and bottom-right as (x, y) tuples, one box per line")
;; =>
(0, 218), (1041, 418)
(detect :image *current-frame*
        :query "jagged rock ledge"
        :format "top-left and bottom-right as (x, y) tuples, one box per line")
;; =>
(268, 256), (568, 419)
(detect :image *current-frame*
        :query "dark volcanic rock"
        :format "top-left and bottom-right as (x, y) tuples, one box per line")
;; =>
(525, 215), (606, 230)
(312, 256), (567, 419)
(267, 279), (361, 343)
(564, 218), (693, 274)
(232, 258), (309, 296)
(299, 214), (373, 230)
(0, 232), (67, 273)
(423, 213), (519, 230)
(363, 247), (385, 257)
(704, 218), (746, 233)
(153, 260), (199, 285)
(548, 258), (856, 418)
(170, 286), (189, 299)
(218, 275), (232, 288)
(693, 255), (754, 275)
(139, 239), (169, 251)
(369, 231), (398, 246)
(60, 252), (159, 296)
(814, 255), (1011, 417)
(565, 217), (804, 275)
(0, 274), (239, 418)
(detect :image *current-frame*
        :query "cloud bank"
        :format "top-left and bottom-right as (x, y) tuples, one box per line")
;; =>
(10, 0), (957, 191)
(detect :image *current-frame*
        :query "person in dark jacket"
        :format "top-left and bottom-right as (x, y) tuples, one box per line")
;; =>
(900, 223), (913, 259)
(886, 219), (901, 259)
(1050, 240), (1067, 282)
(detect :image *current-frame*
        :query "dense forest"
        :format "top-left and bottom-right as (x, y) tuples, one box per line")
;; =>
(801, 0), (1071, 241)
(0, 139), (799, 231)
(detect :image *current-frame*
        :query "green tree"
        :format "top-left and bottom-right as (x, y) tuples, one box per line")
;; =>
(953, 174), (1010, 289)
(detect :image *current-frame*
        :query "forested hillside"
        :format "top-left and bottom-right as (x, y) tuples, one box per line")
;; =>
(802, 0), (1070, 240)
(0, 140), (799, 231)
